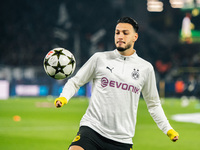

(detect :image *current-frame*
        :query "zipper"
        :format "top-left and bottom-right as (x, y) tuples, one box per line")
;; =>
(122, 57), (126, 74)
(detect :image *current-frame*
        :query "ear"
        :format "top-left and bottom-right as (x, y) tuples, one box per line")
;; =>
(133, 33), (138, 42)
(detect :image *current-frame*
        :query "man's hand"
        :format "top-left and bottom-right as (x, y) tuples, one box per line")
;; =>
(167, 129), (179, 142)
(172, 136), (179, 142)
(54, 97), (68, 108)
(55, 100), (63, 108)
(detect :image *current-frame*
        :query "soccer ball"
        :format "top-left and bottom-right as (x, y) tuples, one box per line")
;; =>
(43, 48), (76, 80)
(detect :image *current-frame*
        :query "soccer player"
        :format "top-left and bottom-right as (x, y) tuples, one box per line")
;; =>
(54, 17), (179, 150)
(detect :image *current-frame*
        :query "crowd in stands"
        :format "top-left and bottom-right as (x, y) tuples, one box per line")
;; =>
(1, 0), (200, 98)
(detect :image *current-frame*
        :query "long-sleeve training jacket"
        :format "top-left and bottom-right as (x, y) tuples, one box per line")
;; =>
(60, 49), (172, 144)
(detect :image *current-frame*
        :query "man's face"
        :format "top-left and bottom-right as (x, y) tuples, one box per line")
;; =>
(115, 23), (138, 51)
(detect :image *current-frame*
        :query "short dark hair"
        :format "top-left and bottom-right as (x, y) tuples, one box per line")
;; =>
(117, 17), (139, 33)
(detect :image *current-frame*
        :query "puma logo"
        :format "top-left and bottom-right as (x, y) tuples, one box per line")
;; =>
(106, 66), (114, 73)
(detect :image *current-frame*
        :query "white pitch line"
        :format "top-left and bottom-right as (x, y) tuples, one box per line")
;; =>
(171, 113), (200, 124)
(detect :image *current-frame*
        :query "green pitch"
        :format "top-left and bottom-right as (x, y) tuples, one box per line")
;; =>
(0, 97), (199, 150)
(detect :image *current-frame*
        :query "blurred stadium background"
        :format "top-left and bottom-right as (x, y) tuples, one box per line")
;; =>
(0, 0), (200, 150)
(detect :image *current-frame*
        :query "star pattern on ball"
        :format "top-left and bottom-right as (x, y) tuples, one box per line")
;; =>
(44, 48), (76, 80)
(52, 61), (67, 75)
(52, 49), (65, 59)
(67, 55), (76, 68)
(44, 57), (51, 70)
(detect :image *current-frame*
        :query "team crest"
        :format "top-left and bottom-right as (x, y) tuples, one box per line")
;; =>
(132, 69), (139, 80)
(72, 134), (81, 142)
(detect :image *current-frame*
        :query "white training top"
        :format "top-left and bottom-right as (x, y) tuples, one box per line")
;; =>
(60, 49), (172, 144)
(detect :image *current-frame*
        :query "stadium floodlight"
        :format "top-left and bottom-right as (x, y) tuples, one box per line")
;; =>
(170, 0), (184, 8)
(147, 0), (163, 12)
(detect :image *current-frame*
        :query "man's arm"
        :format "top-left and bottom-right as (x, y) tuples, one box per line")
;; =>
(142, 65), (179, 142)
(54, 53), (99, 107)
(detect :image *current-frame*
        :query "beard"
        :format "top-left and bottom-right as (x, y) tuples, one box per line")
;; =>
(117, 47), (126, 52)
(116, 47), (126, 52)
(116, 42), (132, 52)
